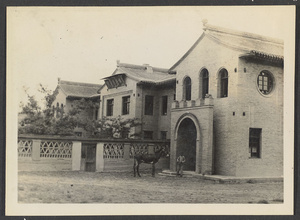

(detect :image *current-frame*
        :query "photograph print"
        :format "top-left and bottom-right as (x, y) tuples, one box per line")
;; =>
(6, 5), (295, 216)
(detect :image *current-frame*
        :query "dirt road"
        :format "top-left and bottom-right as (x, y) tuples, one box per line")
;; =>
(18, 171), (283, 203)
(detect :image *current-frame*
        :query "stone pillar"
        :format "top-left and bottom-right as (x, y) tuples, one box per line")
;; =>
(96, 143), (104, 172)
(72, 141), (81, 171)
(32, 139), (41, 161)
(123, 143), (131, 160)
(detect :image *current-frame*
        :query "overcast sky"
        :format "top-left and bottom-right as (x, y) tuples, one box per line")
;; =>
(7, 6), (294, 107)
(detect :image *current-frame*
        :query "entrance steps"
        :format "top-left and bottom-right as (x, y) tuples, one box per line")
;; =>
(158, 170), (283, 183)
(158, 170), (197, 177)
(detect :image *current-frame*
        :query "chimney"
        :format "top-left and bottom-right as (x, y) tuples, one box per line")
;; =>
(116, 60), (120, 66)
(143, 64), (153, 73)
(58, 77), (61, 84)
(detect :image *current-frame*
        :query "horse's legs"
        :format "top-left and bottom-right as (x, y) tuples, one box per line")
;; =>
(137, 163), (141, 177)
(133, 159), (136, 177)
(152, 163), (155, 177)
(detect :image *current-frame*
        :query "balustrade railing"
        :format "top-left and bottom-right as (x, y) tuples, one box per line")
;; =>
(130, 143), (149, 158)
(40, 141), (73, 158)
(103, 143), (124, 159)
(18, 139), (32, 157)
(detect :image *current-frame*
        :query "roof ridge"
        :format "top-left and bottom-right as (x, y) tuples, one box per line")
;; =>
(203, 23), (283, 45)
(59, 80), (101, 87)
(118, 62), (169, 73)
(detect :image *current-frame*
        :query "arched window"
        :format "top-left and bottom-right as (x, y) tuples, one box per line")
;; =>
(257, 71), (274, 95)
(200, 69), (209, 99)
(183, 77), (191, 101)
(219, 69), (228, 98)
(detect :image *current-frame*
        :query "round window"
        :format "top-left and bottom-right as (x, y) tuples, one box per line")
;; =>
(257, 71), (274, 95)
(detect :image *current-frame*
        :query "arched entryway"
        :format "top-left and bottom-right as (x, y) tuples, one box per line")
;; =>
(177, 118), (197, 171)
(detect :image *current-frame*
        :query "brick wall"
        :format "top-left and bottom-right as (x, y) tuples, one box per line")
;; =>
(171, 34), (283, 177)
(234, 59), (283, 177)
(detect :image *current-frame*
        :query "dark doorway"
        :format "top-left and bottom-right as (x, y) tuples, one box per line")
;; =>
(82, 143), (96, 172)
(177, 118), (197, 171)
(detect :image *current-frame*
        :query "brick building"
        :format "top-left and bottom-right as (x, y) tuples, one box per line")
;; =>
(99, 21), (283, 177)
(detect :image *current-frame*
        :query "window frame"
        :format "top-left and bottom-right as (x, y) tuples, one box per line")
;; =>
(122, 96), (130, 115)
(249, 128), (262, 158)
(143, 131), (153, 140)
(161, 96), (168, 115)
(106, 99), (114, 116)
(94, 107), (99, 120)
(219, 69), (228, 98)
(144, 95), (154, 115)
(200, 69), (209, 99)
(183, 76), (192, 101)
(160, 131), (167, 140)
(257, 71), (274, 95)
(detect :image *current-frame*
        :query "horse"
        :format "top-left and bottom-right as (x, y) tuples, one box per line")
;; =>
(133, 147), (169, 177)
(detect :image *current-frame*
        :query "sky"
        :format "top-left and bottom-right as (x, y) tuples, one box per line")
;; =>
(7, 6), (294, 108)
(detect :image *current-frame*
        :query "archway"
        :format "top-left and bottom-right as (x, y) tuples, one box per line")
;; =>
(177, 118), (197, 171)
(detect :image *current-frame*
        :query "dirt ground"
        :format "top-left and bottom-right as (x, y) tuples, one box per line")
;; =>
(18, 170), (283, 204)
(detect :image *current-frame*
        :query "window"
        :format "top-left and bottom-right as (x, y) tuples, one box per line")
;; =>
(162, 96), (168, 115)
(161, 131), (167, 140)
(144, 131), (153, 140)
(257, 71), (274, 95)
(75, 132), (82, 137)
(106, 99), (114, 116)
(121, 129), (129, 139)
(219, 69), (228, 98)
(201, 69), (209, 99)
(122, 96), (130, 115)
(249, 128), (262, 158)
(183, 77), (191, 100)
(94, 107), (99, 120)
(145, 95), (154, 115)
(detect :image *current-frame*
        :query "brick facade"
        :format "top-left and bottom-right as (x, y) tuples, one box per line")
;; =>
(98, 23), (283, 177)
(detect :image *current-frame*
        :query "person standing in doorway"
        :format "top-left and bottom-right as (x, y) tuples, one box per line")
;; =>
(176, 154), (186, 177)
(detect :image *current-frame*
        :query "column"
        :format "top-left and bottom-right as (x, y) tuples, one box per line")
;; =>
(96, 143), (104, 172)
(123, 143), (131, 160)
(32, 139), (41, 161)
(72, 141), (81, 171)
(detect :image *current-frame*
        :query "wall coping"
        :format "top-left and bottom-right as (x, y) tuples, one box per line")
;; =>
(18, 134), (170, 144)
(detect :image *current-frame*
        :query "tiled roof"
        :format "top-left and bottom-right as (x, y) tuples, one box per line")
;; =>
(107, 63), (176, 85)
(170, 21), (284, 70)
(58, 80), (101, 98)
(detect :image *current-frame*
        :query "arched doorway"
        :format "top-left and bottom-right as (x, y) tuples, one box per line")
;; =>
(177, 118), (197, 171)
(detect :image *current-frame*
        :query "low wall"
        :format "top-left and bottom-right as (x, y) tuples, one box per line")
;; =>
(18, 158), (72, 172)
(103, 158), (170, 172)
(18, 135), (170, 173)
